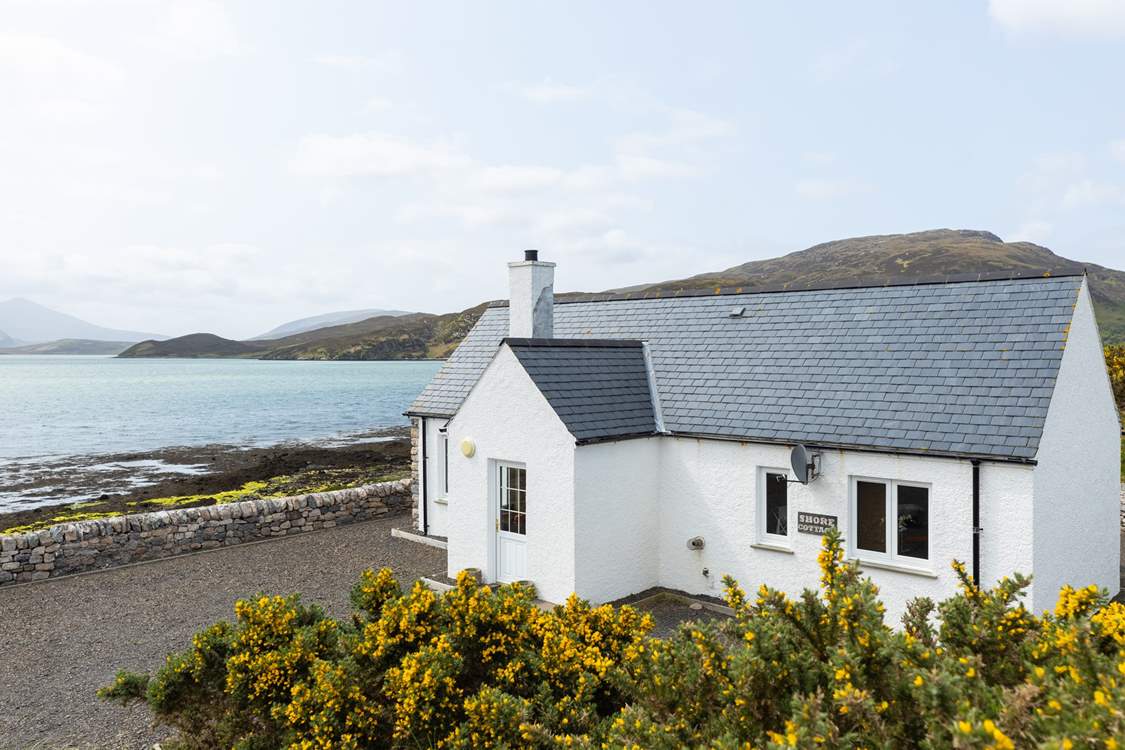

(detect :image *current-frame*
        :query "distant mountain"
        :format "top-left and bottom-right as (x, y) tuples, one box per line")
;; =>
(0, 298), (166, 344)
(119, 308), (484, 360)
(116, 229), (1125, 361)
(251, 308), (412, 340)
(0, 339), (133, 355)
(615, 229), (1125, 343)
(119, 333), (259, 358)
(0, 329), (17, 347)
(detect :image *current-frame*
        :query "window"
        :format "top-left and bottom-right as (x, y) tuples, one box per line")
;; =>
(758, 468), (790, 543)
(438, 431), (449, 497)
(850, 478), (930, 566)
(499, 465), (526, 535)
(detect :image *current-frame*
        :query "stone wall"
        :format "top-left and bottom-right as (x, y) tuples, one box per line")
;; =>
(0, 479), (411, 586)
(410, 417), (421, 530)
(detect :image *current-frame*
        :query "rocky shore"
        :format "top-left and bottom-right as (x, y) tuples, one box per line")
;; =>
(0, 430), (411, 534)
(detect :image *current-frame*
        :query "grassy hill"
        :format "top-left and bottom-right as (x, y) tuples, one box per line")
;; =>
(621, 229), (1125, 343)
(118, 229), (1125, 361)
(119, 306), (488, 361)
(120, 333), (260, 358)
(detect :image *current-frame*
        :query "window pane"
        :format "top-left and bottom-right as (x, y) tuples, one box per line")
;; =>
(517, 512), (526, 535)
(765, 472), (787, 536)
(897, 485), (929, 560)
(856, 481), (887, 553)
(500, 510), (512, 532)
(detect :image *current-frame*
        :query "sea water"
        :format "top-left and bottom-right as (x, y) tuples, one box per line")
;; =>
(0, 356), (441, 508)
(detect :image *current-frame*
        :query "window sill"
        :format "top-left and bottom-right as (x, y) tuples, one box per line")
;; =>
(751, 541), (794, 554)
(851, 557), (936, 578)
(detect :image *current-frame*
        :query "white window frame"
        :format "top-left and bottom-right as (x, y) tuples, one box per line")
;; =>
(437, 430), (449, 499)
(756, 466), (793, 548)
(848, 476), (932, 571)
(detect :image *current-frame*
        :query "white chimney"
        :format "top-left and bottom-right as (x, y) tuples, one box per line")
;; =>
(508, 249), (555, 338)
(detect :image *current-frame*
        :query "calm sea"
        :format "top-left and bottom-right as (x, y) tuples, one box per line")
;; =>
(0, 356), (441, 461)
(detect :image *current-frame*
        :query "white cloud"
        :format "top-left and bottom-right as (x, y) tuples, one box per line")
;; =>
(288, 132), (471, 178)
(1111, 139), (1125, 163)
(1008, 220), (1053, 243)
(618, 109), (734, 152)
(989, 0), (1125, 37)
(519, 80), (588, 103)
(795, 178), (869, 200)
(313, 51), (401, 71)
(0, 31), (122, 82)
(151, 0), (239, 60)
(470, 165), (563, 191)
(364, 96), (393, 113)
(1061, 179), (1125, 208)
(616, 154), (700, 180)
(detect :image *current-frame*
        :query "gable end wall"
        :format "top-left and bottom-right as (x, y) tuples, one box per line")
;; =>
(1032, 280), (1120, 610)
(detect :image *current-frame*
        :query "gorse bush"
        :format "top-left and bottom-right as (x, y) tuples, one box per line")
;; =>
(101, 530), (1125, 749)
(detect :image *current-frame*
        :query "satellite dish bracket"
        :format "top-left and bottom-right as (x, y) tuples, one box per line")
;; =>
(789, 444), (821, 484)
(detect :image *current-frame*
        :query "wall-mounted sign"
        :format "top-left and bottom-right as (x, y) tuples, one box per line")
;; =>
(797, 512), (837, 535)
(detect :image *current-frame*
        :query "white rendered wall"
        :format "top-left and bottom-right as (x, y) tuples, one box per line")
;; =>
(418, 417), (449, 537)
(444, 345), (578, 603)
(1031, 280), (1120, 612)
(653, 438), (1035, 624)
(573, 438), (662, 602)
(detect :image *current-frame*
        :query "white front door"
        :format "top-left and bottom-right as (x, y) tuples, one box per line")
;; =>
(495, 463), (527, 582)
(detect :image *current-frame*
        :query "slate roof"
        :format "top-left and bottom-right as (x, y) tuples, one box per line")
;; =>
(505, 339), (658, 443)
(407, 275), (1084, 461)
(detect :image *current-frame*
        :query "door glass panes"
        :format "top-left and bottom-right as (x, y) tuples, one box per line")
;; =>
(500, 466), (526, 535)
(765, 472), (788, 536)
(856, 480), (887, 553)
(896, 485), (929, 560)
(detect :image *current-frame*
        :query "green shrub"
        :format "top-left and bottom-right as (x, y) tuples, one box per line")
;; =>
(102, 530), (1125, 748)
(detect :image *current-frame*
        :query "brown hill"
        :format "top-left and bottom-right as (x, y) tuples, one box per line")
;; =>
(118, 229), (1125, 361)
(620, 229), (1125, 342)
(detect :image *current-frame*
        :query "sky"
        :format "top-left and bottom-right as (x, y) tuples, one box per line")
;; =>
(1, 0), (1124, 339)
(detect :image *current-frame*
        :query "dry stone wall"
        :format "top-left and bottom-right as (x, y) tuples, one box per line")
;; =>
(0, 479), (411, 586)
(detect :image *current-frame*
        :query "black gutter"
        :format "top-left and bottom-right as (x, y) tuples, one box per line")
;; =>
(420, 418), (429, 536)
(972, 459), (981, 589)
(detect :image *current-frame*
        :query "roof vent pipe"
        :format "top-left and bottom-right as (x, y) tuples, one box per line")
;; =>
(508, 251), (555, 339)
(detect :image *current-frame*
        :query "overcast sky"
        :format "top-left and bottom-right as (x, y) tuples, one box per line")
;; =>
(2, 1), (1124, 339)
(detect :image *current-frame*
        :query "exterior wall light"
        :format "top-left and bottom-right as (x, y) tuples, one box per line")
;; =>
(460, 438), (476, 458)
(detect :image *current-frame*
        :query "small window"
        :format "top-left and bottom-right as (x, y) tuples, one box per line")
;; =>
(439, 431), (449, 496)
(850, 477), (930, 566)
(758, 468), (790, 543)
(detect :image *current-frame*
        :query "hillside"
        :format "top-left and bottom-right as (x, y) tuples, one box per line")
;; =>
(0, 329), (16, 347)
(620, 229), (1125, 342)
(119, 333), (259, 358)
(0, 298), (166, 344)
(115, 229), (1125, 360)
(0, 339), (133, 355)
(250, 308), (413, 340)
(119, 306), (487, 361)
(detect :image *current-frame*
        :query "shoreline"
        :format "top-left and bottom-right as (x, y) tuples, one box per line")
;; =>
(0, 428), (411, 534)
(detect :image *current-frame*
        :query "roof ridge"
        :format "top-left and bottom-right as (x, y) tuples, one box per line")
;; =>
(487, 270), (1084, 308)
(503, 337), (644, 348)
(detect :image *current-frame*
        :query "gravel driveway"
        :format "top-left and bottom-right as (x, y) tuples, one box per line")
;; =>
(0, 512), (445, 750)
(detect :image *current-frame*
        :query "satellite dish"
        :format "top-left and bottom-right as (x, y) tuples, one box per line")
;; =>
(790, 444), (820, 484)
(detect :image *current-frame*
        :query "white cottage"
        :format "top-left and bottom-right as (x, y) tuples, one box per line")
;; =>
(406, 251), (1120, 620)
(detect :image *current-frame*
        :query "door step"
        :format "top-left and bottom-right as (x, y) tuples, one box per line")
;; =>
(391, 527), (448, 550)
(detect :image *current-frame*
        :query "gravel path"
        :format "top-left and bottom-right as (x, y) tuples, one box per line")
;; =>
(0, 512), (444, 750)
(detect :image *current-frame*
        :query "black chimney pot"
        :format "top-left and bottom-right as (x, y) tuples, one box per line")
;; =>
(524, 249), (539, 261)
